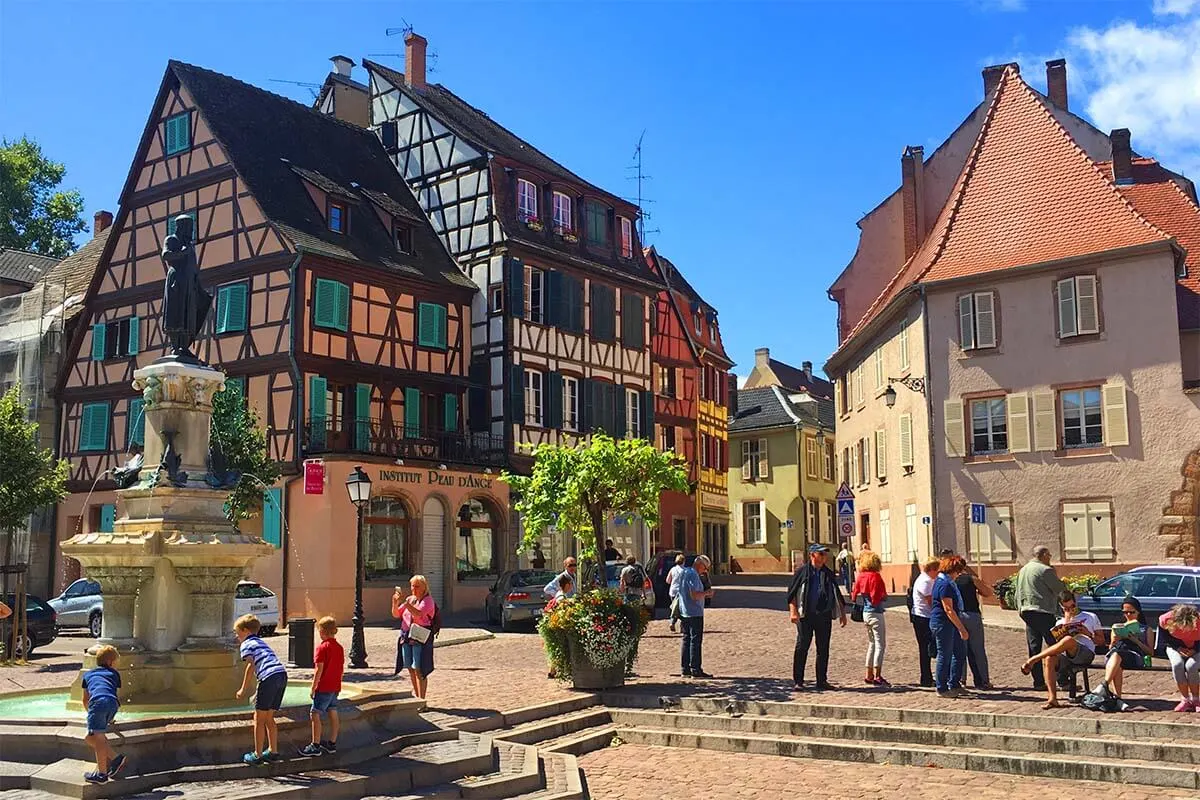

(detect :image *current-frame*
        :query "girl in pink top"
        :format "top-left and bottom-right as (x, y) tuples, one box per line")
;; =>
(1159, 604), (1200, 711)
(391, 575), (436, 699)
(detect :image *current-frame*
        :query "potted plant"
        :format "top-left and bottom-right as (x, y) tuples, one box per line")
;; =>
(994, 574), (1018, 610)
(523, 215), (544, 232)
(502, 434), (688, 689)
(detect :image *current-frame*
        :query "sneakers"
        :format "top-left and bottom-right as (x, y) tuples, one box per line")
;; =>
(1175, 699), (1195, 712)
(691, 670), (714, 679)
(243, 752), (265, 765)
(814, 682), (836, 691)
(872, 677), (891, 687)
(83, 771), (108, 784)
(108, 754), (127, 777)
(320, 740), (337, 753)
(299, 743), (324, 757)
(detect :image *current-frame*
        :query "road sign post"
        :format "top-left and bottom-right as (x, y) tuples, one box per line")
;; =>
(836, 482), (856, 542)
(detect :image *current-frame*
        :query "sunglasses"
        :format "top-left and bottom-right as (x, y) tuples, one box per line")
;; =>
(1061, 603), (1077, 610)
(1122, 609), (1139, 616)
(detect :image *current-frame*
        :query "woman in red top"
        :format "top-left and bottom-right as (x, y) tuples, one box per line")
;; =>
(851, 551), (889, 686)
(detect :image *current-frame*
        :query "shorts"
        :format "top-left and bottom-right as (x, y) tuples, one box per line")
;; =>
(86, 696), (118, 734)
(254, 672), (288, 711)
(1109, 645), (1147, 671)
(311, 691), (339, 714)
(400, 640), (424, 672)
(1066, 645), (1096, 667)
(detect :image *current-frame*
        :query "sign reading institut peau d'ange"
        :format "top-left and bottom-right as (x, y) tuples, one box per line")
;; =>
(377, 468), (493, 490)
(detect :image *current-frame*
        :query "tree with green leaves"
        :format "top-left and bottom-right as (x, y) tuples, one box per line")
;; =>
(0, 386), (68, 558)
(0, 137), (86, 258)
(210, 382), (281, 525)
(501, 434), (689, 587)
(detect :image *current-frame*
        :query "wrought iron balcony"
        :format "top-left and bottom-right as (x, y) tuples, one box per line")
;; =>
(303, 418), (506, 467)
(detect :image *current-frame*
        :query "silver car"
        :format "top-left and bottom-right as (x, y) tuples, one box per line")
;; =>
(605, 561), (656, 609)
(1076, 565), (1200, 629)
(484, 569), (558, 632)
(47, 579), (104, 637)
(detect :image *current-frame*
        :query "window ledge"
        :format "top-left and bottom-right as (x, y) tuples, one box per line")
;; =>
(1056, 332), (1105, 346)
(958, 346), (1001, 359)
(877, 478), (888, 486)
(1053, 446), (1112, 459)
(963, 453), (1016, 465)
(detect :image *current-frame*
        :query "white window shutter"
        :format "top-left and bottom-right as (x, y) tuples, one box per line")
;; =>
(834, 380), (842, 416)
(758, 437), (770, 480)
(735, 502), (746, 546)
(1006, 392), (1031, 453)
(875, 429), (887, 479)
(943, 399), (966, 458)
(1089, 502), (1115, 559)
(1076, 275), (1099, 335)
(899, 324), (909, 370)
(899, 413), (913, 467)
(1032, 391), (1057, 451)
(958, 294), (975, 350)
(1062, 502), (1089, 560)
(758, 501), (767, 544)
(874, 348), (883, 388)
(974, 292), (996, 348)
(993, 506), (1015, 562)
(1102, 383), (1129, 446)
(850, 446), (859, 488)
(741, 440), (751, 481)
(1057, 278), (1077, 338)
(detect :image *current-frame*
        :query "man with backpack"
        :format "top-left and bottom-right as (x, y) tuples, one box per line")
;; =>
(619, 556), (647, 605)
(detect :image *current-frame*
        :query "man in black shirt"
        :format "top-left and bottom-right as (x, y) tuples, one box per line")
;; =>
(954, 564), (994, 689)
(786, 544), (847, 690)
(602, 539), (622, 562)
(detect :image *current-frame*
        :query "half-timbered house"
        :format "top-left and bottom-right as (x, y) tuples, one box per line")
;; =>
(362, 34), (664, 561)
(644, 247), (734, 562)
(54, 61), (510, 620)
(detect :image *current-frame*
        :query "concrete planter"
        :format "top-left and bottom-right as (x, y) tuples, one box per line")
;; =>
(568, 640), (626, 690)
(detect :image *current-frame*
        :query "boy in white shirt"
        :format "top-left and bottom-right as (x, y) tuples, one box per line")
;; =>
(1020, 590), (1102, 709)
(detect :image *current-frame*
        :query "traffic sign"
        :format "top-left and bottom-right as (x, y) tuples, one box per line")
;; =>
(837, 499), (855, 516)
(782, 519), (795, 529)
(840, 521), (854, 537)
(970, 503), (987, 525)
(836, 482), (855, 500)
(922, 515), (932, 525)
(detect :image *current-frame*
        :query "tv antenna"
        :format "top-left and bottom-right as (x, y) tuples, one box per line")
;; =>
(269, 79), (321, 100)
(624, 130), (659, 242)
(384, 20), (439, 72)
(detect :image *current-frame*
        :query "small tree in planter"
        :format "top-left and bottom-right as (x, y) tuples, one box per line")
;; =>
(501, 434), (689, 688)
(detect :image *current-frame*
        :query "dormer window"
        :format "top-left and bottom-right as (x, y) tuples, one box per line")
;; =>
(328, 201), (347, 234)
(552, 192), (572, 234)
(619, 216), (633, 258)
(395, 223), (413, 254)
(517, 179), (539, 223)
(585, 202), (608, 247)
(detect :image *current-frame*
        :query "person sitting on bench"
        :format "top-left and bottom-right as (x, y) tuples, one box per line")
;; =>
(1099, 596), (1154, 705)
(1020, 590), (1102, 709)
(1159, 603), (1200, 712)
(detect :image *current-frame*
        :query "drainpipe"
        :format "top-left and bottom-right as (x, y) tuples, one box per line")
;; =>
(919, 285), (941, 555)
(282, 253), (304, 626)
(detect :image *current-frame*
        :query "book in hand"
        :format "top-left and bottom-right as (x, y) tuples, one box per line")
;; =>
(1051, 622), (1088, 641)
(1111, 620), (1144, 639)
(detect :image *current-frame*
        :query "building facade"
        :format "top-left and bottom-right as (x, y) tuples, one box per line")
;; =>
(727, 386), (836, 572)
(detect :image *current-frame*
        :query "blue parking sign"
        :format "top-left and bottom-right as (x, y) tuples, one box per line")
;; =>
(970, 503), (986, 525)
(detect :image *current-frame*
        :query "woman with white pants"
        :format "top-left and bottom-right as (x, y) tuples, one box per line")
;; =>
(1159, 604), (1200, 712)
(851, 550), (889, 686)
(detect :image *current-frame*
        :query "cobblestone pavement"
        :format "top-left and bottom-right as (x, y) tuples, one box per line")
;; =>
(579, 745), (1197, 800)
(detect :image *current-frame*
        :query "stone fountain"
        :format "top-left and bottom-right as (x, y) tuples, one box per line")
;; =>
(59, 215), (273, 709)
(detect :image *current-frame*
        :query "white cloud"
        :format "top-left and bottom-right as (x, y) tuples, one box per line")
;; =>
(1153, 0), (1200, 15)
(736, 375), (748, 389)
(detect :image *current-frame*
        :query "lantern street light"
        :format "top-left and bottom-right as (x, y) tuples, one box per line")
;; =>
(345, 465), (372, 668)
(885, 376), (926, 408)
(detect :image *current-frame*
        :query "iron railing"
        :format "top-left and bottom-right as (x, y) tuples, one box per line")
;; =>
(303, 418), (506, 467)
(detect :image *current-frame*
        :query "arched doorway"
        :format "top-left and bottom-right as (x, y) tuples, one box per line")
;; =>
(456, 498), (501, 581)
(421, 497), (447, 607)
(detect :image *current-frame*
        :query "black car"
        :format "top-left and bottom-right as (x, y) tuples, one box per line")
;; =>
(1, 594), (58, 658)
(649, 551), (713, 608)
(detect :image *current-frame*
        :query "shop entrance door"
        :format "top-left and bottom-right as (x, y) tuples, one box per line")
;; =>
(422, 497), (446, 607)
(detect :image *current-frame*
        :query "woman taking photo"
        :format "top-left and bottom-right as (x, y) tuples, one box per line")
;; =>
(929, 555), (970, 698)
(851, 550), (889, 686)
(392, 575), (436, 699)
(1159, 603), (1200, 711)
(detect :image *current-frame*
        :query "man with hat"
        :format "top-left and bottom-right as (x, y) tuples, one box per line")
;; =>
(786, 543), (848, 690)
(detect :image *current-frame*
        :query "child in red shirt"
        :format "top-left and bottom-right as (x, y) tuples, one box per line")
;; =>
(300, 616), (344, 756)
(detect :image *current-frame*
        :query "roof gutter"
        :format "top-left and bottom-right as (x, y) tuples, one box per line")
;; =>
(825, 285), (919, 375)
(918, 284), (941, 555)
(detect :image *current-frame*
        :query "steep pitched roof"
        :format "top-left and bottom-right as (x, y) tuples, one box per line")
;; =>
(729, 386), (834, 434)
(33, 230), (111, 321)
(765, 358), (833, 399)
(1108, 157), (1200, 330)
(644, 247), (732, 366)
(169, 61), (472, 290)
(0, 249), (59, 288)
(837, 67), (1171, 353)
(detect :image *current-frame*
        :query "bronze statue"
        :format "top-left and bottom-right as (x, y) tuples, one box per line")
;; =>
(161, 215), (211, 362)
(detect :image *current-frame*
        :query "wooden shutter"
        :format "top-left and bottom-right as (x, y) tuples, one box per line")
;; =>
(262, 488), (283, 547)
(974, 291), (996, 348)
(81, 402), (109, 452)
(735, 502), (746, 546)
(468, 358), (488, 432)
(1102, 383), (1129, 446)
(1089, 502), (1115, 559)
(1006, 392), (1031, 453)
(542, 270), (559, 327)
(1057, 277), (1077, 337)
(943, 399), (965, 457)
(546, 371), (563, 430)
(741, 440), (752, 481)
(314, 279), (339, 329)
(217, 284), (247, 334)
(610, 384), (626, 437)
(622, 292), (644, 349)
(336, 282), (350, 331)
(506, 257), (524, 318)
(418, 302), (438, 346)
(435, 304), (448, 348)
(875, 429), (887, 479)
(128, 398), (145, 448)
(99, 504), (116, 533)
(899, 413), (914, 467)
(443, 393), (458, 433)
(355, 384), (371, 448)
(1076, 275), (1099, 335)
(1062, 502), (1090, 560)
(507, 365), (524, 427)
(309, 376), (327, 447)
(899, 324), (910, 370)
(958, 294), (975, 350)
(1032, 390), (1057, 451)
(833, 380), (841, 416)
(569, 275), (585, 333)
(404, 387), (421, 436)
(591, 285), (615, 341)
(224, 376), (245, 407)
(127, 315), (140, 355)
(758, 437), (770, 480)
(641, 390), (654, 440)
(91, 323), (106, 361)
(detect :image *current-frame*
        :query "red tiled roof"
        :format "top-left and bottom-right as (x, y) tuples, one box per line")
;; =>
(1107, 158), (1200, 330)
(836, 66), (1170, 355)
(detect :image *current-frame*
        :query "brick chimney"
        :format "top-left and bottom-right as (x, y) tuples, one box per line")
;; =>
(982, 63), (1017, 97)
(754, 347), (770, 371)
(93, 210), (113, 237)
(405, 32), (427, 90)
(901, 146), (925, 260)
(802, 361), (813, 381)
(1045, 59), (1068, 110)
(330, 55), (354, 78)
(1111, 128), (1133, 185)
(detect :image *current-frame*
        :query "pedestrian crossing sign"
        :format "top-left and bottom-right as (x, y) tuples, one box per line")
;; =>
(837, 499), (855, 516)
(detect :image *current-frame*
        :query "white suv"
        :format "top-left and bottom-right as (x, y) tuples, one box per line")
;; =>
(233, 581), (280, 634)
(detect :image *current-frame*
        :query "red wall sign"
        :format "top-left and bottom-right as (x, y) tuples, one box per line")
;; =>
(304, 460), (325, 495)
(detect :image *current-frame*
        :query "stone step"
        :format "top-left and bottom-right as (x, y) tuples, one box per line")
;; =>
(617, 726), (1200, 791)
(491, 710), (610, 747)
(608, 708), (1200, 765)
(535, 725), (617, 758)
(504, 753), (584, 800)
(444, 696), (601, 736)
(369, 740), (551, 800)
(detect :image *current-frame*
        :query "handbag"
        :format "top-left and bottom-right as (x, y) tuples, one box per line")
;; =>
(851, 601), (865, 623)
(408, 622), (432, 644)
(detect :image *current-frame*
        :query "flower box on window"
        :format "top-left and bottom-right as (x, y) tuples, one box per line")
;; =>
(560, 230), (579, 243)
(524, 217), (544, 232)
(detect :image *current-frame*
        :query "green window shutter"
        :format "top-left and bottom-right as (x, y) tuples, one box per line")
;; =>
(641, 390), (654, 441)
(80, 402), (110, 451)
(224, 376), (245, 407)
(543, 270), (560, 328)
(404, 387), (421, 436)
(217, 283), (248, 334)
(128, 398), (145, 448)
(314, 278), (347, 331)
(91, 323), (107, 361)
(586, 202), (607, 246)
(591, 285), (615, 341)
(508, 365), (524, 424)
(336, 282), (350, 331)
(546, 371), (563, 430)
(436, 305), (448, 348)
(622, 293), (644, 349)
(262, 488), (282, 548)
(309, 376), (327, 448)
(581, 378), (595, 432)
(610, 384), (626, 438)
(355, 383), (371, 450)
(443, 393), (458, 432)
(165, 112), (190, 155)
(418, 302), (447, 347)
(127, 316), (140, 355)
(506, 257), (524, 318)
(99, 504), (116, 533)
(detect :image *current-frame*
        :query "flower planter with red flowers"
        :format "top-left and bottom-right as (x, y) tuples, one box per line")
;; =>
(524, 218), (544, 232)
(538, 589), (649, 689)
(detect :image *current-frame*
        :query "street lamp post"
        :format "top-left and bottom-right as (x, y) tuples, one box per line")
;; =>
(345, 465), (372, 669)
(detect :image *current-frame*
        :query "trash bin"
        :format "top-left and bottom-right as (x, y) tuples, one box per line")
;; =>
(287, 617), (315, 668)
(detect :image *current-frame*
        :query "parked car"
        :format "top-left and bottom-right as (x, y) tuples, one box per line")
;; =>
(603, 561), (657, 608)
(48, 578), (104, 637)
(648, 551), (712, 608)
(234, 581), (279, 634)
(1075, 565), (1200, 628)
(1, 594), (58, 657)
(484, 569), (558, 632)
(50, 578), (279, 637)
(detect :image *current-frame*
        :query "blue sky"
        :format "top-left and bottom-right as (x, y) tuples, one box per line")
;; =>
(3, 1), (1198, 377)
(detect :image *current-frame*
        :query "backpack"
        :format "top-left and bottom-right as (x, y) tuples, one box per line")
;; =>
(1080, 682), (1122, 713)
(430, 604), (442, 638)
(623, 565), (645, 590)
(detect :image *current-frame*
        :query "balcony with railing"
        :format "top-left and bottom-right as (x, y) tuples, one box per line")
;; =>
(304, 418), (506, 467)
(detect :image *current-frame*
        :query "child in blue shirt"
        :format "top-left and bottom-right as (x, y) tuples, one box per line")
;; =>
(234, 614), (289, 764)
(81, 645), (128, 783)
